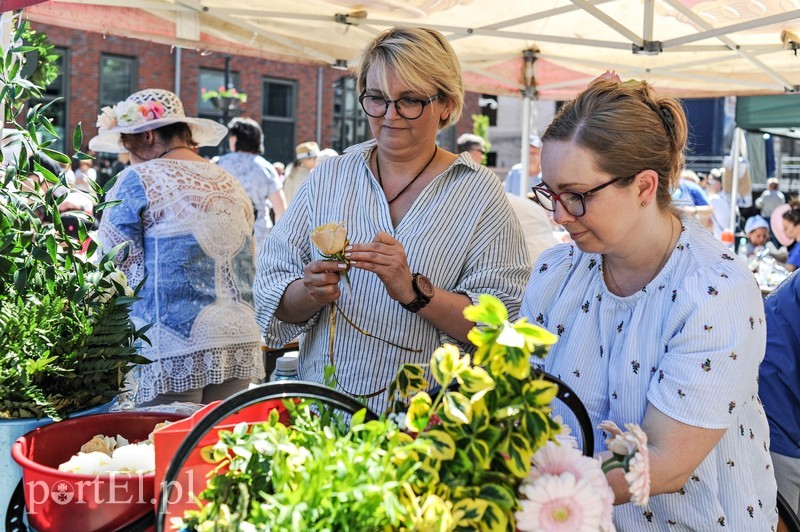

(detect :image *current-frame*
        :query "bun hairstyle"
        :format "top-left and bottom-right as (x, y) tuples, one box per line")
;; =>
(542, 74), (687, 210)
(784, 200), (800, 226)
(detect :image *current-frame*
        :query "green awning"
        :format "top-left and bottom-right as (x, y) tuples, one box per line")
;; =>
(736, 94), (800, 130)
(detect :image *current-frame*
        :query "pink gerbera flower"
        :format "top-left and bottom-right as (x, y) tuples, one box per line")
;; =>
(525, 441), (615, 529)
(517, 473), (605, 532)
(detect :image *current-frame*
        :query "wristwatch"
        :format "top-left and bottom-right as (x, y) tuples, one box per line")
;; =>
(400, 273), (435, 313)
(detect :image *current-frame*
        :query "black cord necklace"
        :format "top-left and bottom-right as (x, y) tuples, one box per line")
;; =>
(157, 146), (192, 159)
(375, 145), (438, 204)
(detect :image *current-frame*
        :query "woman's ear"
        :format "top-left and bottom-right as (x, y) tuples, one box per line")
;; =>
(637, 169), (659, 203)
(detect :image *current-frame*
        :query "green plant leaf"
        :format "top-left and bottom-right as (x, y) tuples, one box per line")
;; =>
(489, 345), (530, 380)
(452, 498), (488, 526)
(507, 432), (533, 478)
(40, 147), (70, 164)
(480, 500), (509, 531)
(430, 343), (461, 387)
(463, 293), (508, 325)
(72, 123), (83, 152)
(522, 378), (559, 407)
(393, 363), (428, 400)
(405, 391), (432, 432)
(466, 438), (491, 468)
(456, 365), (494, 403)
(419, 426), (455, 460)
(478, 483), (516, 511)
(442, 391), (472, 425)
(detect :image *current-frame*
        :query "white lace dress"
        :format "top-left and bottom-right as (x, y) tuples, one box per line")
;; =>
(98, 159), (265, 403)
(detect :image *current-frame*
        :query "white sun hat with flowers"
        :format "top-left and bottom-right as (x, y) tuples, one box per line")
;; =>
(88, 88), (228, 153)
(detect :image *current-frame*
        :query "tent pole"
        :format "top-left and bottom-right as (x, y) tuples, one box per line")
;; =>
(728, 128), (742, 233)
(520, 95), (531, 196)
(316, 67), (323, 145)
(520, 49), (536, 197)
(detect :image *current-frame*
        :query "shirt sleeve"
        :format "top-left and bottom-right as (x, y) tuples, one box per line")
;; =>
(520, 244), (574, 317)
(648, 265), (766, 429)
(96, 168), (147, 287)
(452, 181), (532, 321)
(253, 179), (316, 347)
(788, 244), (800, 268)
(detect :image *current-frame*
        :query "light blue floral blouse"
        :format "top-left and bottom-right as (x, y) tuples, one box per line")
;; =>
(98, 159), (265, 403)
(521, 215), (777, 531)
(216, 152), (282, 254)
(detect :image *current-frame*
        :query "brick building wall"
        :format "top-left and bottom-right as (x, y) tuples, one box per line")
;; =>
(31, 21), (479, 158)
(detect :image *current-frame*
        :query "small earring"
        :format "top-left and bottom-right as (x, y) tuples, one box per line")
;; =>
(640, 201), (647, 207)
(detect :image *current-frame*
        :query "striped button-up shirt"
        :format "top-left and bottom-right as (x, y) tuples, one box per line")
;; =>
(254, 140), (531, 412)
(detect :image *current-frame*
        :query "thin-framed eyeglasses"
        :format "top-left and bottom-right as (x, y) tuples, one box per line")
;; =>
(530, 174), (635, 217)
(359, 90), (441, 120)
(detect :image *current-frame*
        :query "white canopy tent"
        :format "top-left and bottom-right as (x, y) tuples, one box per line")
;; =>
(5, 0), (800, 194)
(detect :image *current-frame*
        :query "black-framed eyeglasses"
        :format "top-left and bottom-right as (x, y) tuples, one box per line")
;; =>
(358, 90), (441, 120)
(530, 174), (635, 217)
(470, 147), (486, 155)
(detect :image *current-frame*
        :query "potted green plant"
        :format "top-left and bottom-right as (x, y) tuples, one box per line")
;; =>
(0, 18), (148, 515)
(171, 296), (568, 530)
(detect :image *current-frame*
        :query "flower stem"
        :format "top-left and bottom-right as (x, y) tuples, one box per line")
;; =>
(333, 303), (421, 352)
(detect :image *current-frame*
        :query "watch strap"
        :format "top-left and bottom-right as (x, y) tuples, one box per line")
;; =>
(400, 273), (432, 313)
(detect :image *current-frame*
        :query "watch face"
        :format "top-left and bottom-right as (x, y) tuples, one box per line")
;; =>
(415, 274), (435, 299)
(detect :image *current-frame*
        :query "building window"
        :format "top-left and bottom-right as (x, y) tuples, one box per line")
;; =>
(331, 76), (370, 154)
(197, 68), (241, 157)
(30, 47), (68, 152)
(99, 54), (137, 108)
(479, 94), (498, 126)
(261, 78), (297, 165)
(198, 68), (241, 117)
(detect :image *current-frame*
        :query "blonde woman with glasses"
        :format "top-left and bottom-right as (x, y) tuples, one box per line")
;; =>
(254, 27), (530, 412)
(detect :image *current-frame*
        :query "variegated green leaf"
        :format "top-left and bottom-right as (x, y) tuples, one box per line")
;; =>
(478, 483), (517, 511)
(431, 343), (461, 386)
(522, 378), (559, 407)
(522, 410), (554, 449)
(442, 391), (472, 425)
(463, 293), (508, 325)
(419, 426), (456, 460)
(481, 500), (510, 531)
(515, 319), (559, 346)
(456, 365), (495, 403)
(466, 438), (491, 468)
(405, 391), (432, 433)
(452, 497), (489, 526)
(394, 363), (429, 399)
(507, 432), (534, 478)
(469, 399), (491, 432)
(490, 345), (530, 380)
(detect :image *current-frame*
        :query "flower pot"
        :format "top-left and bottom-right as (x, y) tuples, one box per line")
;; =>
(11, 411), (187, 531)
(0, 400), (113, 526)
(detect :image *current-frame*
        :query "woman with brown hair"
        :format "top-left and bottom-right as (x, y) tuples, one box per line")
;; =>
(90, 89), (265, 406)
(522, 73), (776, 529)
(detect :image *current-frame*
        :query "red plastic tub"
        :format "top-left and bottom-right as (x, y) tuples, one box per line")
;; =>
(11, 411), (185, 532)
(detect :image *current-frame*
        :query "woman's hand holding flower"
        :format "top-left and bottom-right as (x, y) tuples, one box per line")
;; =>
(302, 260), (346, 305)
(345, 231), (415, 304)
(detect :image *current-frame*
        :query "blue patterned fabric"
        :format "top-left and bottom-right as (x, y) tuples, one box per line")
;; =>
(98, 159), (265, 403)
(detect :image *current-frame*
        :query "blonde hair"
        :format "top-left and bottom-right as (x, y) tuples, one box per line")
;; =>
(542, 78), (687, 210)
(354, 27), (464, 129)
